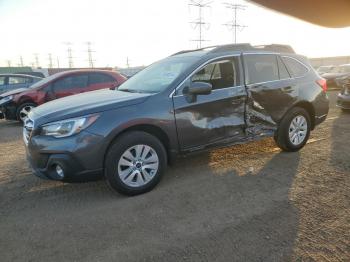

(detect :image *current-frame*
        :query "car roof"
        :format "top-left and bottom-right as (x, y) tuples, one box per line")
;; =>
(0, 73), (42, 79)
(48, 69), (121, 79)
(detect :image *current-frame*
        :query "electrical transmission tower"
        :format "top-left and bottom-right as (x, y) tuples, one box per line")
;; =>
(6, 60), (12, 67)
(33, 53), (40, 68)
(189, 0), (212, 48)
(19, 56), (24, 67)
(223, 2), (247, 43)
(64, 42), (74, 68)
(48, 53), (53, 68)
(126, 57), (130, 68)
(85, 42), (96, 68)
(57, 57), (60, 68)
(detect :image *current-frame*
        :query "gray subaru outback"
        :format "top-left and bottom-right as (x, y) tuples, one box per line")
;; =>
(24, 44), (329, 195)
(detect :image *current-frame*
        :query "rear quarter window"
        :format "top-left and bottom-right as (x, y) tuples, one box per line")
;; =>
(89, 73), (115, 85)
(282, 56), (309, 77)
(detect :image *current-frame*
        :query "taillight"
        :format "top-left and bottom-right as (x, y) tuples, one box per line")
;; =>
(316, 78), (327, 92)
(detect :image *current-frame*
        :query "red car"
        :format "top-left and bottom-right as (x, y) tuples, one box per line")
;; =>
(0, 69), (126, 122)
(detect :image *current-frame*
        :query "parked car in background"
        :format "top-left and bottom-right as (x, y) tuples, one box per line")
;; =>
(0, 74), (43, 95)
(23, 44), (329, 196)
(0, 69), (126, 122)
(316, 65), (335, 76)
(336, 76), (350, 111)
(322, 64), (350, 88)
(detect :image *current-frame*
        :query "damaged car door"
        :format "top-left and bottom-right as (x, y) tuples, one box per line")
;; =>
(173, 56), (247, 152)
(243, 53), (297, 137)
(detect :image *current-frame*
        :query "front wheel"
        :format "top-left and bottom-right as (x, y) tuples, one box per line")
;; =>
(105, 131), (167, 196)
(16, 102), (36, 122)
(274, 107), (311, 152)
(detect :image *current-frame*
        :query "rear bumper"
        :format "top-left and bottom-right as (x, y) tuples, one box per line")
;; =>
(337, 93), (350, 109)
(315, 114), (328, 126)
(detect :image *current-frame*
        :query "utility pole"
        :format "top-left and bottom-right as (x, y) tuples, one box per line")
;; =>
(189, 0), (212, 48)
(223, 2), (247, 43)
(19, 56), (24, 67)
(63, 42), (74, 68)
(85, 41), (95, 68)
(48, 53), (53, 68)
(33, 53), (40, 68)
(126, 57), (130, 68)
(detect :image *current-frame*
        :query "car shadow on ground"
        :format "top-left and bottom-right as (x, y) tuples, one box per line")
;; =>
(0, 113), (305, 262)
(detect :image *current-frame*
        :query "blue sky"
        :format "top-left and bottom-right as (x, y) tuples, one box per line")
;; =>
(0, 0), (349, 68)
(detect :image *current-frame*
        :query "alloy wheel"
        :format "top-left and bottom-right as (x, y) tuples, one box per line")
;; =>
(19, 105), (35, 122)
(288, 115), (308, 146)
(117, 144), (159, 188)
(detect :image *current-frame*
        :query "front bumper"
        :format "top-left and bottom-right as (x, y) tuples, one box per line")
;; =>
(337, 93), (350, 109)
(25, 130), (105, 181)
(0, 103), (17, 120)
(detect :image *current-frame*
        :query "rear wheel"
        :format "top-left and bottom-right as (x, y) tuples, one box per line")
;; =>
(16, 102), (36, 122)
(105, 131), (167, 196)
(274, 107), (311, 152)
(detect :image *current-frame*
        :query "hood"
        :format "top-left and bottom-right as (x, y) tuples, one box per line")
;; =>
(322, 72), (347, 79)
(0, 88), (28, 98)
(30, 89), (151, 124)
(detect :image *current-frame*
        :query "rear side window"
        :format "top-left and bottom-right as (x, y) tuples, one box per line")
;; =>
(89, 73), (115, 85)
(244, 54), (279, 85)
(53, 74), (88, 92)
(191, 58), (240, 90)
(0, 76), (6, 85)
(282, 57), (309, 77)
(9, 76), (29, 84)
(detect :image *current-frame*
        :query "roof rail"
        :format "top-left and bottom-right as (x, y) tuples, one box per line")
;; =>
(253, 44), (295, 53)
(171, 43), (295, 56)
(209, 43), (254, 53)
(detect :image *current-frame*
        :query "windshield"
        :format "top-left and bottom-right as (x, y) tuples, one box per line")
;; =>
(339, 65), (350, 73)
(118, 56), (198, 93)
(317, 66), (333, 73)
(29, 73), (58, 89)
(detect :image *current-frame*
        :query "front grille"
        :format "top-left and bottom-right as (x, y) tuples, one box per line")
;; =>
(23, 117), (34, 145)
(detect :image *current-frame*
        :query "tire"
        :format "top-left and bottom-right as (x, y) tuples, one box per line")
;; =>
(16, 102), (36, 122)
(274, 107), (311, 152)
(105, 131), (167, 196)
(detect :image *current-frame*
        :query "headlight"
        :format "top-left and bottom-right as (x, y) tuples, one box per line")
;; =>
(40, 114), (99, 138)
(0, 95), (13, 104)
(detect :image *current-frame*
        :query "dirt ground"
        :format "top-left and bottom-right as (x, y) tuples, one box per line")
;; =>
(0, 91), (349, 262)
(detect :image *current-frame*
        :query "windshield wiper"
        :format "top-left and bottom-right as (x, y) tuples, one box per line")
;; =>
(119, 89), (140, 93)
(119, 89), (153, 94)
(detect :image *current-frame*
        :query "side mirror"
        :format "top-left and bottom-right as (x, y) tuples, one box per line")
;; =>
(183, 81), (212, 103)
(109, 82), (119, 90)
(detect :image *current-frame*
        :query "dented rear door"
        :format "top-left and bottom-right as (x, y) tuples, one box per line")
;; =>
(243, 53), (297, 136)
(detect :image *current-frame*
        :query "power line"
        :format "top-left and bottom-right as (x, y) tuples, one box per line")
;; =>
(223, 2), (247, 43)
(85, 41), (96, 68)
(189, 0), (212, 48)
